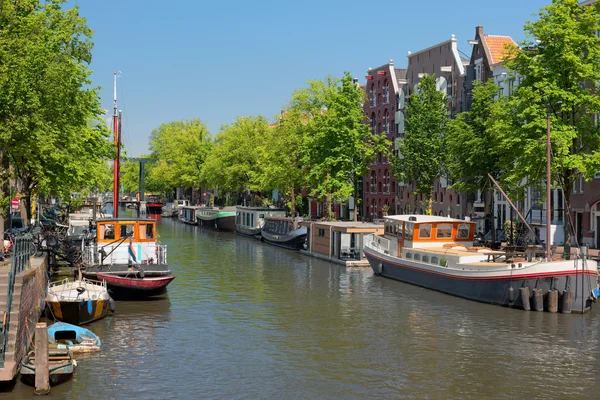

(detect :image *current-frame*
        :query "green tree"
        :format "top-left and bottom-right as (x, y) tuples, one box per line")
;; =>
(294, 72), (388, 220)
(258, 112), (305, 215)
(394, 74), (447, 213)
(148, 119), (213, 199)
(0, 1), (114, 223)
(501, 0), (600, 245)
(446, 80), (504, 233)
(201, 116), (270, 203)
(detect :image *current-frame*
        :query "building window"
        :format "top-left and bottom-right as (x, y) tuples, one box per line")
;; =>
(384, 82), (390, 104)
(371, 85), (376, 107)
(384, 110), (389, 134)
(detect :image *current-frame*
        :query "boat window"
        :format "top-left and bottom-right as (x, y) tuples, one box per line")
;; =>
(251, 214), (254, 227)
(457, 224), (470, 239)
(422, 255), (429, 263)
(436, 223), (453, 239)
(120, 224), (135, 239)
(138, 224), (154, 239)
(418, 224), (432, 239)
(414, 253), (421, 261)
(318, 229), (325, 237)
(405, 252), (412, 259)
(236, 212), (240, 224)
(431, 256), (439, 264)
(258, 214), (264, 219)
(404, 223), (413, 240)
(385, 222), (391, 234)
(100, 224), (115, 240)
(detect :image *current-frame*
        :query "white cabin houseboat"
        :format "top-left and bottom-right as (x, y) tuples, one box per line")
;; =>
(235, 206), (286, 238)
(363, 215), (597, 313)
(82, 217), (170, 278)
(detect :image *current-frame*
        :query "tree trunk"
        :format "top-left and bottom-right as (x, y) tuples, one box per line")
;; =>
(290, 184), (295, 218)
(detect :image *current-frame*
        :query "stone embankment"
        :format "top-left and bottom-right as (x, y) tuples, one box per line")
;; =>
(0, 256), (48, 381)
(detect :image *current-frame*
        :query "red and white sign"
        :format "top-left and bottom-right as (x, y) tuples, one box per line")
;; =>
(11, 198), (19, 209)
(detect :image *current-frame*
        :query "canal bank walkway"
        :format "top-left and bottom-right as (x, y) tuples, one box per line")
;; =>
(0, 256), (48, 381)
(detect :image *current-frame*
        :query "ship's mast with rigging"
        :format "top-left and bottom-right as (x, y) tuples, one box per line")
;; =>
(112, 72), (121, 218)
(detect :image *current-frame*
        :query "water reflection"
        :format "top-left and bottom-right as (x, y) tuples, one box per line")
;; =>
(4, 211), (600, 398)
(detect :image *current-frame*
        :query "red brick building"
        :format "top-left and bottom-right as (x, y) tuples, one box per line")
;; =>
(363, 60), (406, 220)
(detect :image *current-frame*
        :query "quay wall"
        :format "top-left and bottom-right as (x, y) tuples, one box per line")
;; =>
(0, 256), (47, 381)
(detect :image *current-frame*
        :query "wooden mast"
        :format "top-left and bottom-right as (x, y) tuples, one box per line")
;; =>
(546, 112), (551, 260)
(112, 72), (120, 218)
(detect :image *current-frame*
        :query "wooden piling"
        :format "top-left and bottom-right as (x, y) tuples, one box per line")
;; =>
(547, 289), (558, 313)
(520, 287), (530, 311)
(532, 288), (544, 311)
(561, 291), (572, 314)
(34, 322), (50, 395)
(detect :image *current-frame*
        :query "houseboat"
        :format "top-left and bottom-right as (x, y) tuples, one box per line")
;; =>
(146, 195), (164, 214)
(363, 215), (598, 313)
(260, 216), (307, 250)
(235, 206), (286, 238)
(197, 206), (236, 231)
(300, 220), (384, 266)
(81, 217), (171, 279)
(179, 205), (200, 225)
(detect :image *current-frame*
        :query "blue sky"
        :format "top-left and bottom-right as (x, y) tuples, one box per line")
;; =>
(71, 0), (550, 157)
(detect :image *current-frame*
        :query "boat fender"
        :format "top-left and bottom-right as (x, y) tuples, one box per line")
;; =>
(375, 263), (383, 275)
(108, 296), (116, 313)
(508, 286), (515, 303)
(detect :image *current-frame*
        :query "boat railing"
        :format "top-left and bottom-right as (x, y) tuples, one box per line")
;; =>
(83, 245), (101, 265)
(364, 234), (390, 255)
(48, 277), (107, 298)
(157, 244), (167, 264)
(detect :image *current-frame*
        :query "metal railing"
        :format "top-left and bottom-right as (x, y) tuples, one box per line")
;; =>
(364, 233), (390, 255)
(0, 236), (33, 367)
(157, 245), (167, 264)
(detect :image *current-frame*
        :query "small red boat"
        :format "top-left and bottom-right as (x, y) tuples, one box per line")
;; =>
(96, 273), (175, 298)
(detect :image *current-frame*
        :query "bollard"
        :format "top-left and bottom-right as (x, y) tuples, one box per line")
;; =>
(561, 290), (572, 314)
(547, 289), (558, 313)
(34, 322), (50, 395)
(520, 287), (531, 311)
(532, 288), (544, 311)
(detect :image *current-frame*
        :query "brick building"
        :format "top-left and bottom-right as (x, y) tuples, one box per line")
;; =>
(363, 60), (406, 220)
(396, 34), (467, 219)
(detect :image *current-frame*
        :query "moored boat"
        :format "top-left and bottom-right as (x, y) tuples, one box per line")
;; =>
(46, 278), (113, 325)
(235, 206), (286, 238)
(197, 206), (236, 231)
(48, 322), (101, 353)
(20, 348), (76, 387)
(146, 195), (164, 214)
(260, 216), (307, 250)
(81, 217), (171, 279)
(179, 205), (199, 225)
(363, 215), (598, 312)
(97, 273), (175, 298)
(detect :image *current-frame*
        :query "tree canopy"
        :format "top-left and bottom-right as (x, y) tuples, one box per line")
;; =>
(500, 0), (600, 242)
(148, 119), (213, 191)
(394, 74), (447, 208)
(0, 0), (114, 221)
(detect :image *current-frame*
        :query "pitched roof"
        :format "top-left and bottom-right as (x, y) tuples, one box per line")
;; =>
(484, 35), (517, 65)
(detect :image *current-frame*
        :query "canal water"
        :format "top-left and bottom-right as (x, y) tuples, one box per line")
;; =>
(4, 213), (600, 399)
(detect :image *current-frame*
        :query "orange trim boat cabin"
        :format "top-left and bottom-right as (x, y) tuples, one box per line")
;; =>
(381, 215), (476, 257)
(299, 221), (384, 266)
